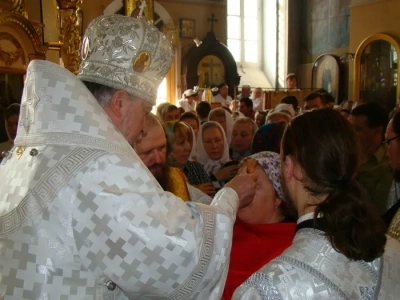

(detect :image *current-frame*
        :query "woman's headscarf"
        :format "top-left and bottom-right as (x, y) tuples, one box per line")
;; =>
(224, 109), (234, 144)
(197, 121), (230, 174)
(209, 108), (234, 144)
(247, 151), (285, 201)
(187, 124), (197, 161)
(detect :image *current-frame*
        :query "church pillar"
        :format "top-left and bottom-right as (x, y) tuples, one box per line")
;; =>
(56, 0), (82, 74)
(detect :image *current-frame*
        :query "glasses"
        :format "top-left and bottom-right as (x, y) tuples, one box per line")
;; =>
(382, 136), (398, 145)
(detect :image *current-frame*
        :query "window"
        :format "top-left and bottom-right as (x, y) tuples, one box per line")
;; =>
(227, 0), (260, 66)
(152, 78), (167, 114)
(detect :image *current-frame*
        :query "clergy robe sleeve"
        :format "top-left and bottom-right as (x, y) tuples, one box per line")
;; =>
(232, 272), (282, 300)
(72, 153), (238, 299)
(187, 184), (213, 205)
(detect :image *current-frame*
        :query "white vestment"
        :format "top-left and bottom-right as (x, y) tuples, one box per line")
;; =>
(212, 94), (232, 105)
(252, 97), (263, 112)
(233, 227), (400, 299)
(0, 60), (239, 299)
(178, 99), (195, 112)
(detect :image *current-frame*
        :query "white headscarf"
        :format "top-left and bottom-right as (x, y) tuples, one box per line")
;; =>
(187, 124), (197, 161)
(197, 121), (230, 174)
(224, 109), (234, 144)
(208, 108), (234, 144)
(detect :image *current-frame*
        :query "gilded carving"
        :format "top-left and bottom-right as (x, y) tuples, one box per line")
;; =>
(0, 0), (27, 18)
(56, 0), (82, 9)
(57, 0), (82, 75)
(0, 12), (46, 57)
(0, 46), (23, 66)
(0, 32), (26, 67)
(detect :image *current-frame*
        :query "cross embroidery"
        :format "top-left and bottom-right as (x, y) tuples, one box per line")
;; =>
(20, 78), (40, 134)
(138, 0), (147, 19)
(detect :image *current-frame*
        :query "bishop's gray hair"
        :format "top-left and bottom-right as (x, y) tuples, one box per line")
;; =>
(82, 81), (118, 107)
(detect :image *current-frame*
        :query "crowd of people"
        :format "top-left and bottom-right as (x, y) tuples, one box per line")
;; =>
(1, 13), (400, 300)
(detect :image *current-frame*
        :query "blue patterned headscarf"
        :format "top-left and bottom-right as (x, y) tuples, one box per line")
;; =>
(248, 151), (286, 201)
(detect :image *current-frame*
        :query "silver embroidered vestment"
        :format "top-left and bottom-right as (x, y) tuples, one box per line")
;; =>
(0, 61), (238, 299)
(233, 228), (400, 299)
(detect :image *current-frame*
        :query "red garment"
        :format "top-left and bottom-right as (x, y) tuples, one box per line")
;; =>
(222, 218), (296, 300)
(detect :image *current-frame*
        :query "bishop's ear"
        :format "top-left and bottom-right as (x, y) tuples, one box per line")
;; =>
(109, 90), (130, 118)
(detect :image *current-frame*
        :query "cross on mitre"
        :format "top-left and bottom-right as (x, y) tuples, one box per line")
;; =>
(138, 0), (146, 19)
(20, 78), (40, 134)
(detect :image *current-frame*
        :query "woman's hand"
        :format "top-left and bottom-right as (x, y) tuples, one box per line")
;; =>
(214, 165), (238, 182)
(194, 183), (216, 196)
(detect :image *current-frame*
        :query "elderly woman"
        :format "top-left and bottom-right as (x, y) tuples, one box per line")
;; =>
(169, 121), (216, 196)
(230, 117), (257, 161)
(221, 151), (296, 300)
(266, 103), (294, 124)
(197, 121), (238, 187)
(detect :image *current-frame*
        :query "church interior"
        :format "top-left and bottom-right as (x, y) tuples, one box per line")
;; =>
(1, 0), (400, 111)
(2, 1), (400, 298)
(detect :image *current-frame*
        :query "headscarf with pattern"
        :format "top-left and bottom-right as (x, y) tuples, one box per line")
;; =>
(247, 151), (286, 201)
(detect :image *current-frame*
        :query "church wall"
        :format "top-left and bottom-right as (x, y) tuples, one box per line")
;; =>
(157, 0), (226, 97)
(296, 0), (400, 102)
(349, 0), (400, 101)
(296, 0), (351, 92)
(157, 0), (226, 48)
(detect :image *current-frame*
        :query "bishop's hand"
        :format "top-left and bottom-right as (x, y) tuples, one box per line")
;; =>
(225, 172), (256, 209)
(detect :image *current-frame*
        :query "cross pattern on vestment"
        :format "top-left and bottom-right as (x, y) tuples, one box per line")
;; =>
(138, 0), (147, 19)
(20, 78), (40, 134)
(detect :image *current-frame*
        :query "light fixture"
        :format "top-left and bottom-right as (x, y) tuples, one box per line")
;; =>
(193, 38), (202, 47)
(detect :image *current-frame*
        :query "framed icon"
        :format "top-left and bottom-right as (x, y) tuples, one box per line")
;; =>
(180, 18), (196, 39)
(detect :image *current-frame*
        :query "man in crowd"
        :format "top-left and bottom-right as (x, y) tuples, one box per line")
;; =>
(251, 87), (263, 112)
(213, 82), (232, 106)
(196, 100), (212, 125)
(239, 97), (255, 119)
(285, 73), (298, 90)
(161, 103), (181, 123)
(349, 102), (392, 214)
(280, 95), (298, 113)
(320, 92), (335, 108)
(383, 111), (400, 235)
(134, 113), (212, 204)
(303, 92), (325, 110)
(236, 84), (251, 100)
(0, 15), (256, 299)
